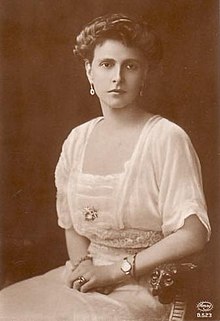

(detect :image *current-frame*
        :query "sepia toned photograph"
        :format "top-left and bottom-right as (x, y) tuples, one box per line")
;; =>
(0, 1), (219, 320)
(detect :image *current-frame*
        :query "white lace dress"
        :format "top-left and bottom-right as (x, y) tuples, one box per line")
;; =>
(0, 116), (211, 321)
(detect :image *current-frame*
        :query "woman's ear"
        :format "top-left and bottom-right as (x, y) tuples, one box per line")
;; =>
(85, 60), (93, 83)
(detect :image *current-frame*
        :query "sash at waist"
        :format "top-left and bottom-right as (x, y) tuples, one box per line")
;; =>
(89, 229), (163, 249)
(88, 230), (163, 265)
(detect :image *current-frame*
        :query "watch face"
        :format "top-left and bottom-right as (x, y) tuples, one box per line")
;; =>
(121, 258), (132, 274)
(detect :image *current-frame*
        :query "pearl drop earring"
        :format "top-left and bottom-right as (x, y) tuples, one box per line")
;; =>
(90, 84), (95, 95)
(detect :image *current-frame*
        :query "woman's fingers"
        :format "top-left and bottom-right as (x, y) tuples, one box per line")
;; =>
(66, 272), (86, 288)
(67, 268), (92, 290)
(80, 279), (94, 293)
(95, 287), (114, 295)
(72, 279), (82, 291)
(70, 264), (91, 281)
(65, 264), (116, 292)
(65, 264), (91, 288)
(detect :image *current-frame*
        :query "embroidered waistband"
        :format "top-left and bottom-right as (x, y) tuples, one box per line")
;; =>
(89, 229), (163, 251)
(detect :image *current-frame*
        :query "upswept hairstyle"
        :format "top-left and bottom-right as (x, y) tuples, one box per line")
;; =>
(74, 13), (162, 70)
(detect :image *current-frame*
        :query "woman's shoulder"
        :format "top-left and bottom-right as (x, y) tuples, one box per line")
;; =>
(59, 117), (103, 161)
(148, 116), (198, 165)
(64, 116), (103, 144)
(146, 115), (194, 156)
(68, 116), (102, 135)
(152, 116), (190, 143)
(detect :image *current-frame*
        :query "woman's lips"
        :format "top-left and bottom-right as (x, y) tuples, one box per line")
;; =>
(108, 89), (126, 94)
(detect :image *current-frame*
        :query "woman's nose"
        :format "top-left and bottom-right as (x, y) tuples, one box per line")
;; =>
(112, 65), (123, 83)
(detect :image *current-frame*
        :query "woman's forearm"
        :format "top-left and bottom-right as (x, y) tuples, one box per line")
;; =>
(111, 215), (208, 282)
(134, 214), (208, 277)
(65, 227), (90, 265)
(65, 215), (208, 290)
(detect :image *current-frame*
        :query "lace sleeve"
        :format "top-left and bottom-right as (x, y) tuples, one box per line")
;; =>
(154, 122), (211, 239)
(55, 131), (76, 229)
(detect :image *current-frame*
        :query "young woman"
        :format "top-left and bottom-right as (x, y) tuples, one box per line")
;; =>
(0, 13), (211, 321)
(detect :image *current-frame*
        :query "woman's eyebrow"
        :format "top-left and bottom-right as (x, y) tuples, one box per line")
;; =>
(97, 58), (141, 63)
(98, 58), (114, 61)
(124, 59), (141, 63)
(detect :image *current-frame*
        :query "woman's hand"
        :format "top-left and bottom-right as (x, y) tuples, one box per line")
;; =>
(67, 260), (125, 293)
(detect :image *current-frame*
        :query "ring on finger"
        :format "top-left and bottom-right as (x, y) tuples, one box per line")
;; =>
(76, 276), (87, 286)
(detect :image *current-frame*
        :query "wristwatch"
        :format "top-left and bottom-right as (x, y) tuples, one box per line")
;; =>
(120, 257), (132, 275)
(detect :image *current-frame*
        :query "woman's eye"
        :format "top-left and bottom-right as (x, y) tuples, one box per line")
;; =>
(100, 62), (112, 68)
(126, 64), (138, 70)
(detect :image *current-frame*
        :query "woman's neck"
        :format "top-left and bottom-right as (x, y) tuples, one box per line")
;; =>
(100, 102), (150, 129)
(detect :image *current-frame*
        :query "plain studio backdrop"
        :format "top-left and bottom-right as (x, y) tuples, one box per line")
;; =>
(0, 0), (219, 318)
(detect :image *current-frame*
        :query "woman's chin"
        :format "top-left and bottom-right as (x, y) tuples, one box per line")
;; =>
(100, 98), (138, 110)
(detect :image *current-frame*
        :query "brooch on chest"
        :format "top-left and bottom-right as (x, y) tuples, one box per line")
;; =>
(82, 206), (99, 221)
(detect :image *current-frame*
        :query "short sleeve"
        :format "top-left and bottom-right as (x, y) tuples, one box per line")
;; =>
(153, 122), (211, 240)
(55, 132), (75, 229)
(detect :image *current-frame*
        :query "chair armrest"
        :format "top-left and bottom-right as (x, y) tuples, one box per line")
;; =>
(150, 262), (197, 304)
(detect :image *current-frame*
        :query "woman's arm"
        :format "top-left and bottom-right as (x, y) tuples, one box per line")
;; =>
(69, 214), (208, 293)
(109, 215), (207, 282)
(133, 214), (207, 277)
(64, 227), (94, 289)
(65, 227), (90, 265)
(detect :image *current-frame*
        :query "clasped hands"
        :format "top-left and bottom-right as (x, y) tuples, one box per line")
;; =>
(65, 260), (125, 294)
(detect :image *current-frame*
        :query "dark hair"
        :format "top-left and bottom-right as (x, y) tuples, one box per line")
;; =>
(74, 13), (162, 69)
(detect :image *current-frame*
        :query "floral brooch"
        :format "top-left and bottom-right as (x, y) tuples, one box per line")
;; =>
(82, 206), (98, 221)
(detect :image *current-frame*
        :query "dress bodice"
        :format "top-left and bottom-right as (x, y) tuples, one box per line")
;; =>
(73, 171), (163, 258)
(55, 115), (211, 255)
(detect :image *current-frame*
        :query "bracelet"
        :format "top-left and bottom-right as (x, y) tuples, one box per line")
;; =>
(71, 254), (92, 271)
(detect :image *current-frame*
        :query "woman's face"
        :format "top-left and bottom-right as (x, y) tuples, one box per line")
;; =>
(85, 39), (148, 110)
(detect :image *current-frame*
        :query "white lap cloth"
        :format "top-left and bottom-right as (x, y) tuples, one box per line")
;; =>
(0, 115), (211, 321)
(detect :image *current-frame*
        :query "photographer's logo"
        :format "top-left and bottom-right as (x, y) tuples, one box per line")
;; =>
(196, 301), (213, 318)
